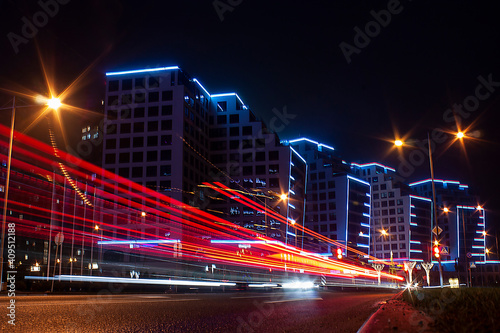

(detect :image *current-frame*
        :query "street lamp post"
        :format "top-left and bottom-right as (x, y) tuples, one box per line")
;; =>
(395, 133), (448, 287)
(380, 228), (388, 261)
(0, 98), (15, 291)
(426, 133), (444, 288)
(0, 96), (61, 291)
(282, 193), (291, 246)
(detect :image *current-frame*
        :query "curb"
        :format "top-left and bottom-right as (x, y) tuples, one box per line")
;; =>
(357, 290), (403, 333)
(357, 290), (434, 333)
(357, 301), (387, 333)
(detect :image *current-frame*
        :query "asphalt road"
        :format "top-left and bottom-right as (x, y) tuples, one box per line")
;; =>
(1, 290), (396, 332)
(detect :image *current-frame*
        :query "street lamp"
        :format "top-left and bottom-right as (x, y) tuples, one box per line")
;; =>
(260, 191), (289, 244)
(394, 132), (449, 287)
(47, 97), (62, 111)
(0, 96), (61, 291)
(89, 224), (101, 275)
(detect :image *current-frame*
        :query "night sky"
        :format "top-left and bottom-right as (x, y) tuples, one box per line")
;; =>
(1, 1), (500, 230)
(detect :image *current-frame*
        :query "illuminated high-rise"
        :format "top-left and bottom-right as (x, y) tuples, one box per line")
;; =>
(286, 138), (371, 259)
(409, 179), (486, 265)
(351, 163), (432, 263)
(102, 66), (306, 244)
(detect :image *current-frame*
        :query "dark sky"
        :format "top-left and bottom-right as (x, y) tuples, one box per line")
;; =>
(1, 1), (500, 229)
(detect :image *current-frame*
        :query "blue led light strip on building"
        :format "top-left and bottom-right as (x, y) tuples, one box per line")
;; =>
(106, 66), (179, 76)
(346, 175), (370, 186)
(350, 162), (395, 173)
(193, 78), (211, 97)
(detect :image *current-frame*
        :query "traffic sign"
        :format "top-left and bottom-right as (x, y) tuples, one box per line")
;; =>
(470, 262), (476, 268)
(466, 252), (472, 259)
(432, 226), (443, 236)
(441, 246), (449, 255)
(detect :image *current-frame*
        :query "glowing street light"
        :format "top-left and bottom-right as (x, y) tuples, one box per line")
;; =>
(47, 96), (62, 111)
(280, 193), (288, 201)
(392, 132), (449, 287)
(394, 139), (403, 147)
(1, 94), (64, 291)
(380, 229), (388, 236)
(141, 211), (147, 217)
(443, 207), (449, 213)
(456, 131), (465, 139)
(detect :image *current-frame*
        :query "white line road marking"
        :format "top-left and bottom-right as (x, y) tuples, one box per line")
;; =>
(264, 297), (323, 304)
(16, 298), (201, 306)
(230, 295), (275, 299)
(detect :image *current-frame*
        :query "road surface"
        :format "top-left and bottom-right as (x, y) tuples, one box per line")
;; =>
(2, 290), (395, 332)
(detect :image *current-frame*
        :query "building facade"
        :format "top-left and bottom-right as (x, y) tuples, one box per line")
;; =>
(286, 138), (371, 259)
(351, 163), (432, 263)
(207, 94), (307, 244)
(102, 66), (306, 245)
(409, 179), (485, 263)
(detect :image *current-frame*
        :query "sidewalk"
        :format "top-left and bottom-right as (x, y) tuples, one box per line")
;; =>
(358, 293), (435, 333)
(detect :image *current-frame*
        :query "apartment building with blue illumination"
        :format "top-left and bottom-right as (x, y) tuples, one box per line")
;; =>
(285, 138), (371, 259)
(351, 163), (432, 263)
(208, 94), (307, 244)
(102, 66), (306, 244)
(103, 66), (214, 242)
(409, 179), (486, 265)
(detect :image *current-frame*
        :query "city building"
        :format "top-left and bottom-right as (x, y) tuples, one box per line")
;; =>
(351, 163), (432, 263)
(102, 66), (306, 245)
(102, 66), (214, 241)
(207, 93), (307, 244)
(409, 179), (500, 285)
(409, 179), (487, 264)
(286, 138), (371, 259)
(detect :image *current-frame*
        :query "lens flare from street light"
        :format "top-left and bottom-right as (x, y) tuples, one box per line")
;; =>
(280, 194), (287, 201)
(476, 205), (482, 210)
(47, 96), (61, 110)
(380, 229), (388, 236)
(456, 131), (465, 139)
(394, 139), (403, 147)
(443, 207), (449, 213)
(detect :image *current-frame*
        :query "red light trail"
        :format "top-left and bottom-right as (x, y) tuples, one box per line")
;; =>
(0, 123), (404, 284)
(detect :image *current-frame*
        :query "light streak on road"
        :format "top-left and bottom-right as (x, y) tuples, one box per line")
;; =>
(1, 123), (404, 285)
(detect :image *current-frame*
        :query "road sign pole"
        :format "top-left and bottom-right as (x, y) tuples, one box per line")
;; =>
(372, 264), (384, 285)
(422, 262), (434, 286)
